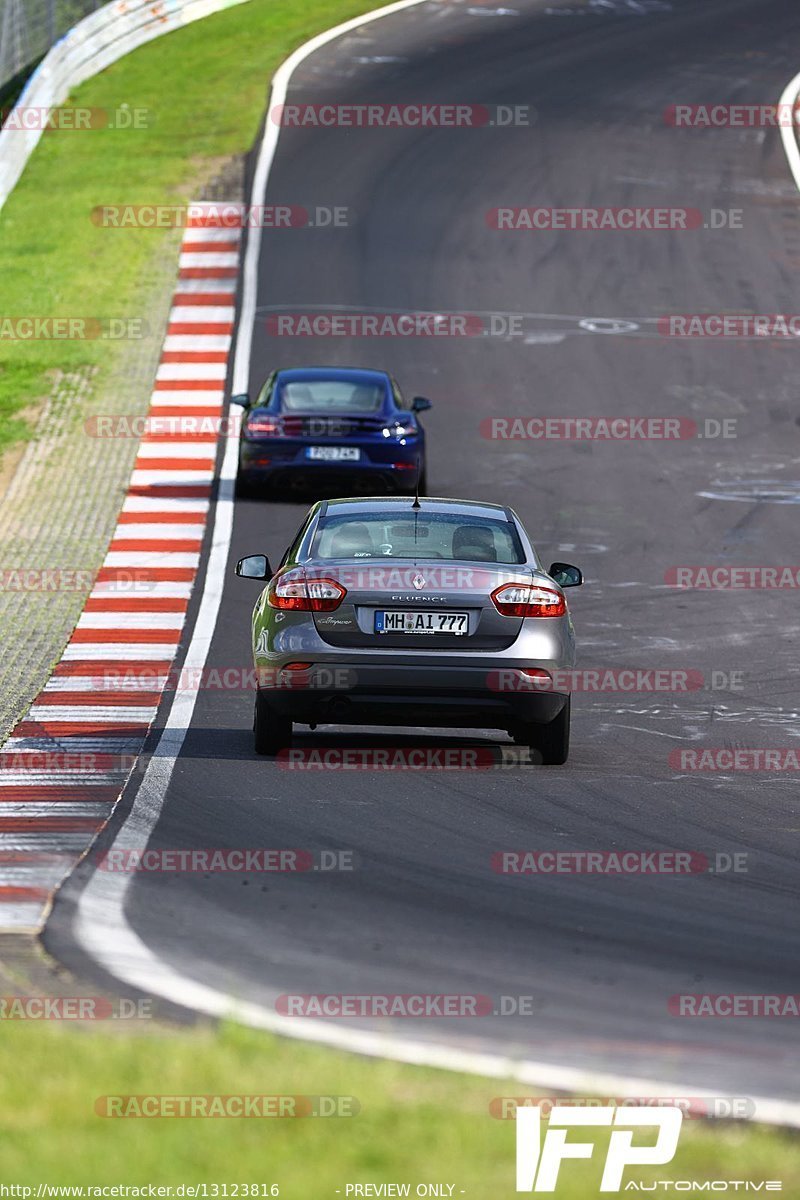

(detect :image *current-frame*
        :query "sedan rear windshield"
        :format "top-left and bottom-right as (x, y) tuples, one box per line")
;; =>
(277, 379), (386, 413)
(312, 512), (525, 564)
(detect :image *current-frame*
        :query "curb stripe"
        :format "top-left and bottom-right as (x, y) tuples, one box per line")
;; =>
(54, 660), (174, 675)
(69, 630), (183, 644)
(0, 819), (105, 833)
(0, 785), (121, 799)
(160, 351), (230, 363)
(0, 211), (239, 930)
(95, 566), (197, 581)
(178, 241), (240, 253)
(14, 722), (150, 738)
(167, 322), (233, 335)
(0, 886), (51, 901)
(178, 266), (238, 278)
(117, 512), (205, 524)
(127, 484), (213, 498)
(153, 378), (227, 390)
(32, 693), (164, 707)
(84, 598), (189, 613)
(173, 292), (237, 305)
(108, 538), (203, 552)
(132, 455), (215, 468)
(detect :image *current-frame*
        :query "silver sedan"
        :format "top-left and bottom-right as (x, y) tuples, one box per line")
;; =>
(236, 496), (582, 763)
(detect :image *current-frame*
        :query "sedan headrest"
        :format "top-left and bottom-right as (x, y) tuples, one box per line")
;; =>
(452, 524), (497, 562)
(328, 523), (375, 557)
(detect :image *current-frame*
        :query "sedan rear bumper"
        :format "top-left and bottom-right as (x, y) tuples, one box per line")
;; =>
(260, 663), (568, 729)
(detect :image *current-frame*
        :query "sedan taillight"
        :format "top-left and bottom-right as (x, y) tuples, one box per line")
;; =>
(267, 570), (346, 612)
(491, 583), (566, 618)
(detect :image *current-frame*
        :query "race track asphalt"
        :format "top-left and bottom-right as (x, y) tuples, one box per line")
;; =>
(52, 0), (800, 1105)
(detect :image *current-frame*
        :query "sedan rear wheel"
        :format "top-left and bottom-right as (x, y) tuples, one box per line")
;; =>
(254, 690), (292, 756)
(513, 697), (570, 765)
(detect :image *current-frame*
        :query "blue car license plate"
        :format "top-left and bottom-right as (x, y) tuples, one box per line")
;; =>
(306, 446), (360, 461)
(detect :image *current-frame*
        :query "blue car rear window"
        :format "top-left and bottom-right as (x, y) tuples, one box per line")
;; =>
(277, 379), (385, 413)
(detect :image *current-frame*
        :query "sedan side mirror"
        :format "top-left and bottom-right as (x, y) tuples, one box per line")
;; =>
(411, 396), (432, 412)
(236, 554), (272, 580)
(230, 393), (251, 408)
(548, 561), (583, 587)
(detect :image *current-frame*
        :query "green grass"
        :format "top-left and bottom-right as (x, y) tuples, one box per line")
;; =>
(0, 0), (380, 455)
(0, 1021), (796, 1190)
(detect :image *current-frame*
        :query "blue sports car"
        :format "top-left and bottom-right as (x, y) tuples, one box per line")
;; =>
(233, 367), (431, 497)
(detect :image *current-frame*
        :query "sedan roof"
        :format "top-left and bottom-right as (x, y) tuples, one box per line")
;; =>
(320, 496), (512, 521)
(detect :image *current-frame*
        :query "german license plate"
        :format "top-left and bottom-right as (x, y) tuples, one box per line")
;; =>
(306, 446), (360, 461)
(374, 610), (468, 635)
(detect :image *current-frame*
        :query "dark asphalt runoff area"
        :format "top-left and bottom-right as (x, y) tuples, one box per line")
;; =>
(52, 0), (800, 1104)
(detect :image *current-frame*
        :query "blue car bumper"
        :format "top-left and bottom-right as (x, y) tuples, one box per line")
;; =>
(239, 437), (424, 491)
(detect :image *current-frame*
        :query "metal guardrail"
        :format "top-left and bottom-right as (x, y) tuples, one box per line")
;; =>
(0, 0), (102, 93)
(0, 0), (250, 213)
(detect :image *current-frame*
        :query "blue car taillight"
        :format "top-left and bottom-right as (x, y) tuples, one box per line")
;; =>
(244, 414), (304, 438)
(383, 421), (418, 439)
(245, 416), (281, 438)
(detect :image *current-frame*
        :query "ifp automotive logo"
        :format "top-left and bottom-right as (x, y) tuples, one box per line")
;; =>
(515, 1104), (683, 1192)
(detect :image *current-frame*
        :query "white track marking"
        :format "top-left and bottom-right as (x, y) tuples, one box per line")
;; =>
(30, 705), (159, 722)
(779, 71), (800, 189)
(71, 10), (800, 1129)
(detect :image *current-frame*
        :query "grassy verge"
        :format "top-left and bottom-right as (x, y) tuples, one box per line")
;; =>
(0, 1020), (796, 1191)
(0, 0), (379, 456)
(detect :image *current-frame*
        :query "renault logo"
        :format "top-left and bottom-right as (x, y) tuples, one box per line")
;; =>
(412, 573), (426, 590)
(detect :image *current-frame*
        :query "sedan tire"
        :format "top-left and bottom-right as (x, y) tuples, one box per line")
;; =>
(513, 697), (570, 765)
(254, 691), (292, 756)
